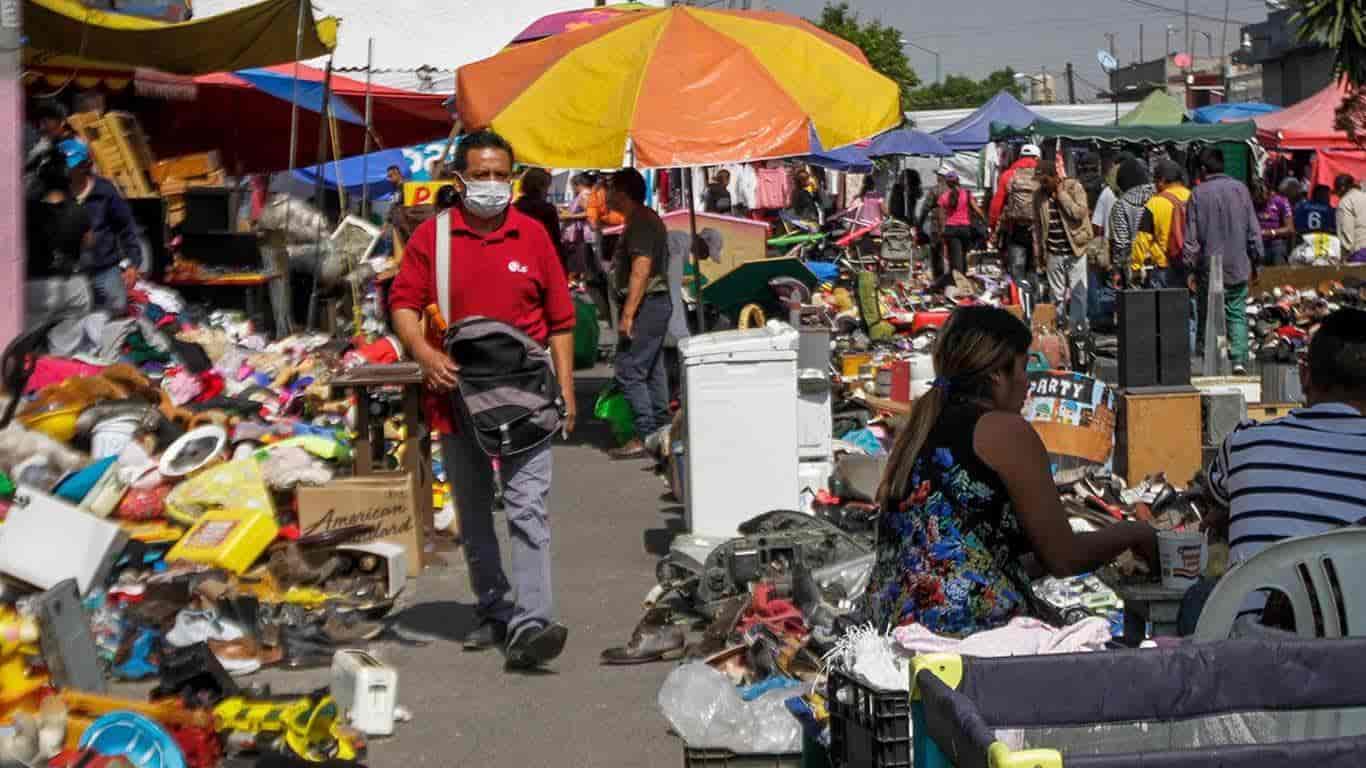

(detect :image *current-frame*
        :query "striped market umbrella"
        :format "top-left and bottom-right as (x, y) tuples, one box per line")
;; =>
(509, 3), (655, 45)
(456, 5), (902, 169)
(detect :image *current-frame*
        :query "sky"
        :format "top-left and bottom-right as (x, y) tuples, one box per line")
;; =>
(766, 0), (1274, 99)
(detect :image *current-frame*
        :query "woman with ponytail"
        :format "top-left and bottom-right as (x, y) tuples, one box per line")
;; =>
(871, 306), (1157, 635)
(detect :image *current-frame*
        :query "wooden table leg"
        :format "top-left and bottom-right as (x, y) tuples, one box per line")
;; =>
(351, 387), (373, 476)
(402, 385), (433, 531)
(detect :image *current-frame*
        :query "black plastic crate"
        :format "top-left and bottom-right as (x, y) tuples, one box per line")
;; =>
(683, 748), (800, 767)
(827, 668), (910, 768)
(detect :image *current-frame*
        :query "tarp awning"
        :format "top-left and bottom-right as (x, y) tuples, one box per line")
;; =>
(23, 0), (337, 75)
(990, 118), (1256, 146)
(1117, 90), (1187, 126)
(1191, 102), (1279, 124)
(1255, 80), (1357, 151)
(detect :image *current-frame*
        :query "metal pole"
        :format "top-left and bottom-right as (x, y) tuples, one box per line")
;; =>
(277, 0), (308, 335)
(307, 58), (335, 331)
(1, 0), (24, 345)
(1139, 23), (1144, 62)
(1220, 0), (1231, 91)
(934, 51), (941, 86)
(1184, 0), (1191, 60)
(361, 38), (374, 220)
(686, 171), (705, 333)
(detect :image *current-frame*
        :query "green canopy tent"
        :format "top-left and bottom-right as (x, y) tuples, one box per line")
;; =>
(990, 119), (1255, 145)
(1117, 91), (1188, 126)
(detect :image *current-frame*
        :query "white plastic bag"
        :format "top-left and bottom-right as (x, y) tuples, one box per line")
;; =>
(658, 663), (802, 753)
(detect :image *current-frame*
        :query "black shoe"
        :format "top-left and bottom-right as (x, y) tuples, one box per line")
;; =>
(462, 620), (508, 652)
(505, 622), (568, 670)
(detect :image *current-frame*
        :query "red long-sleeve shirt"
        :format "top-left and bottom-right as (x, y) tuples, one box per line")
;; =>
(989, 157), (1038, 230)
(389, 206), (575, 433)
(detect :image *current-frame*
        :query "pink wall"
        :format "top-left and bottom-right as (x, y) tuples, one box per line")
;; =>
(0, 74), (24, 348)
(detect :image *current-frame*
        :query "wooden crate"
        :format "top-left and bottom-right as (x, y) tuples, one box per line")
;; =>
(1116, 389), (1203, 486)
(151, 151), (222, 186)
(66, 111), (155, 197)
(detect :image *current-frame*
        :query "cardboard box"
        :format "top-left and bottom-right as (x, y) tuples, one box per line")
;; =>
(295, 474), (425, 571)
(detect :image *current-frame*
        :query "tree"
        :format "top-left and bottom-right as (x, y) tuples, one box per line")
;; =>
(905, 68), (1024, 110)
(815, 2), (919, 108)
(1291, 0), (1366, 145)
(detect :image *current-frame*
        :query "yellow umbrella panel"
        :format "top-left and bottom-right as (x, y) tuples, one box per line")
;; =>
(456, 6), (901, 169)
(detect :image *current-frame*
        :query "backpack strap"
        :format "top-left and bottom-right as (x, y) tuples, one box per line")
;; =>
(435, 210), (451, 324)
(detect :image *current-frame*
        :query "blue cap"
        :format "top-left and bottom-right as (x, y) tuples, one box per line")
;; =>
(58, 138), (90, 169)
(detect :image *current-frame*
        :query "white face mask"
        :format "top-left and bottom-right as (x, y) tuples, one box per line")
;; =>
(460, 176), (512, 219)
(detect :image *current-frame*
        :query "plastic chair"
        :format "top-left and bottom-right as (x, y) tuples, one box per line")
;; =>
(1194, 527), (1366, 741)
(1194, 528), (1366, 641)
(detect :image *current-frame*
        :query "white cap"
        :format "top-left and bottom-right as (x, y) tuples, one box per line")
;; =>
(1020, 144), (1042, 158)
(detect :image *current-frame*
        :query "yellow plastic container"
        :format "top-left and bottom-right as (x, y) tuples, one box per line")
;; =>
(18, 405), (82, 443)
(841, 353), (872, 378)
(166, 508), (280, 574)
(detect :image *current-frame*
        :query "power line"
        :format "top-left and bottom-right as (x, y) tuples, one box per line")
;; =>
(1116, 0), (1251, 26)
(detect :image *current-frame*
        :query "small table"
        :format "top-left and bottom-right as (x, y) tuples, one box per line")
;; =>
(330, 363), (435, 547)
(1105, 578), (1189, 647)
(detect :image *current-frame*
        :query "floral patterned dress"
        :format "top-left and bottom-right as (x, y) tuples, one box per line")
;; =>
(872, 402), (1035, 636)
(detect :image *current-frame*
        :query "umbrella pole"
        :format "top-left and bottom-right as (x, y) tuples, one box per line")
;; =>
(361, 38), (374, 220)
(686, 170), (705, 333)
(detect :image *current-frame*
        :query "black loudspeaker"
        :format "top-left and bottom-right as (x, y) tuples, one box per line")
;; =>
(1157, 288), (1192, 386)
(181, 186), (233, 234)
(1118, 290), (1158, 389)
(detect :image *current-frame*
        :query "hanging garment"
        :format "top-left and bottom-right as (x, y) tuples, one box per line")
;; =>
(754, 167), (792, 210)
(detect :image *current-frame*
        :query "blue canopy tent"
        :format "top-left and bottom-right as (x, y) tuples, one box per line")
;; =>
(806, 142), (874, 172)
(868, 128), (952, 157)
(1190, 102), (1279, 124)
(932, 90), (1039, 151)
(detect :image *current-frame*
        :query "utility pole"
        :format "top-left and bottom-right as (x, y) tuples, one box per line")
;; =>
(1104, 32), (1117, 59)
(1139, 23), (1144, 62)
(0, 0), (22, 345)
(1065, 62), (1077, 104)
(1184, 0), (1192, 59)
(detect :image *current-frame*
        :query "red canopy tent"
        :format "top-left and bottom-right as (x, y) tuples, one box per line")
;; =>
(1255, 80), (1358, 151)
(141, 62), (450, 173)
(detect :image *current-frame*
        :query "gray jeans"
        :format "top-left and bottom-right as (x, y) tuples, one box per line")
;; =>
(441, 432), (555, 636)
(88, 265), (128, 315)
(1046, 248), (1088, 331)
(24, 275), (92, 356)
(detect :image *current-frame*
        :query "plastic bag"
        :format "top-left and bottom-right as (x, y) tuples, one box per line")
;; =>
(658, 663), (802, 754)
(593, 385), (637, 447)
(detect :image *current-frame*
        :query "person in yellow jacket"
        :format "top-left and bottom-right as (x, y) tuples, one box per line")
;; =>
(1130, 160), (1191, 288)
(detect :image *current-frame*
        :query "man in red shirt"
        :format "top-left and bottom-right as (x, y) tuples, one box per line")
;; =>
(389, 130), (576, 671)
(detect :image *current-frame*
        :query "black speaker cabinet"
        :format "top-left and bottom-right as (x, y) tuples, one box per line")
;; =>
(1118, 289), (1158, 389)
(1156, 288), (1192, 386)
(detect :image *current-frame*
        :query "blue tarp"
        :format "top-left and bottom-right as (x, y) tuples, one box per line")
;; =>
(868, 128), (952, 157)
(1190, 102), (1279, 124)
(932, 90), (1040, 151)
(235, 68), (366, 125)
(291, 140), (453, 195)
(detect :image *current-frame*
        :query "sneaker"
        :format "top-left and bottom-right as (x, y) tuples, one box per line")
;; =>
(462, 619), (508, 652)
(505, 622), (569, 671)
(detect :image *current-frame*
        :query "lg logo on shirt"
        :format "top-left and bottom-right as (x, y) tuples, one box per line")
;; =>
(507, 260), (529, 274)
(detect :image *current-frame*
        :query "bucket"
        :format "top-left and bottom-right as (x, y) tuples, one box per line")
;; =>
(91, 415), (143, 459)
(1158, 529), (1208, 590)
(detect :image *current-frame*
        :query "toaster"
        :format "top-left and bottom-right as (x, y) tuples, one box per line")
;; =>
(330, 650), (398, 736)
